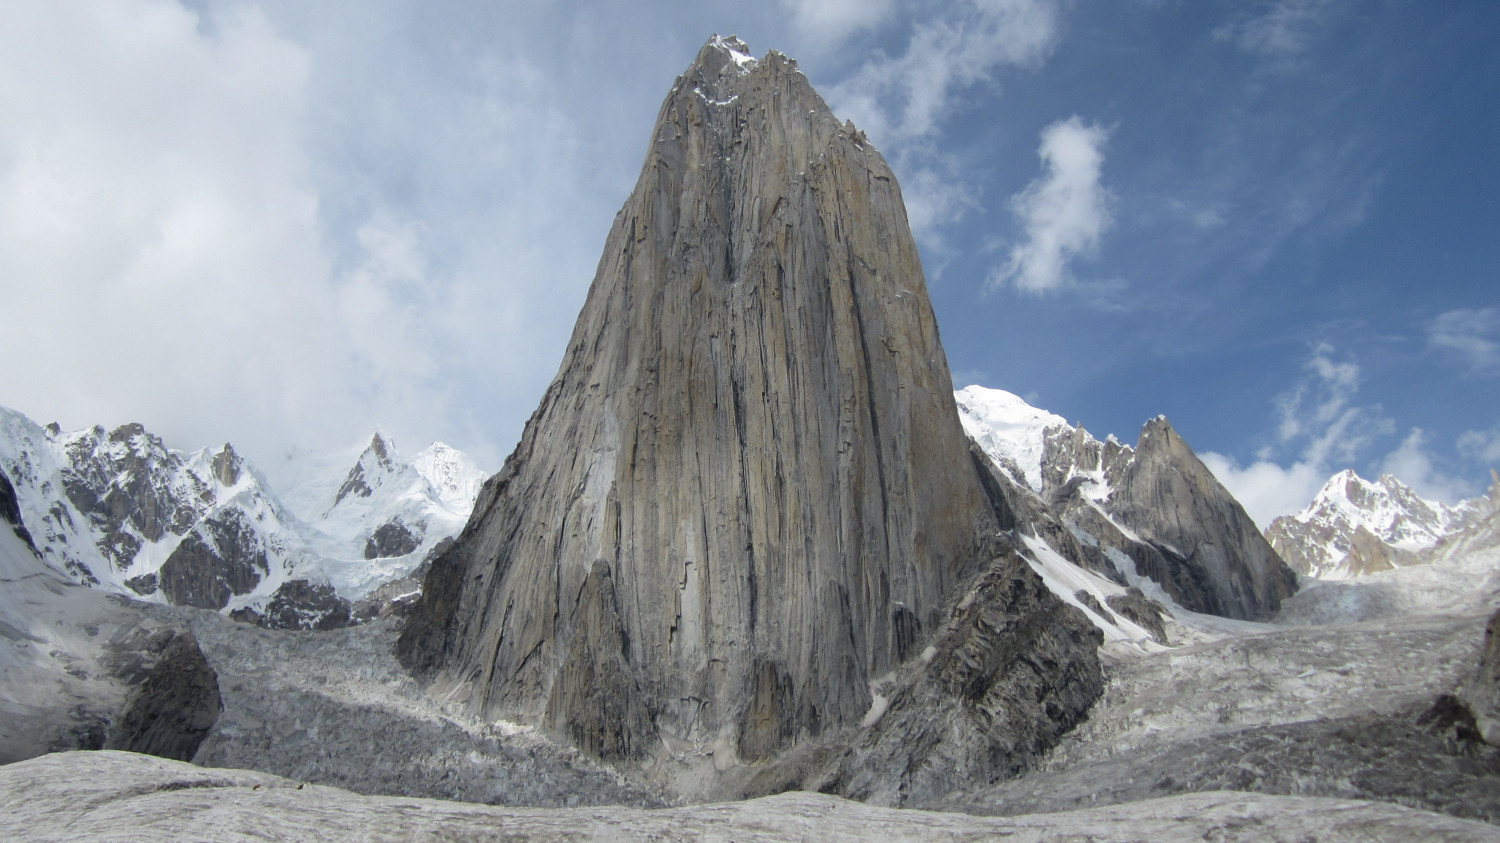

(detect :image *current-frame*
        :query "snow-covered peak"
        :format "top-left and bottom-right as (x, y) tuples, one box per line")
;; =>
(1304, 469), (1453, 549)
(330, 432), (411, 512)
(708, 34), (757, 72)
(954, 385), (1069, 492)
(1266, 467), (1467, 579)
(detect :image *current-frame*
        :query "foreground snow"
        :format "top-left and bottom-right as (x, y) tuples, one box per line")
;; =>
(3, 751), (1494, 842)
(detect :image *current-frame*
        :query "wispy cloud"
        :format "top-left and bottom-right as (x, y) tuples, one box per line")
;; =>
(1204, 343), (1385, 527)
(825, 0), (1065, 247)
(1205, 342), (1478, 525)
(1213, 0), (1341, 58)
(989, 117), (1112, 294)
(1458, 425), (1500, 466)
(1428, 307), (1500, 375)
(828, 0), (1062, 144)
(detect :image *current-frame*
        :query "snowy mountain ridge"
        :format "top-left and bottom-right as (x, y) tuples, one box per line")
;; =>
(0, 402), (486, 624)
(1267, 469), (1490, 580)
(955, 384), (1298, 632)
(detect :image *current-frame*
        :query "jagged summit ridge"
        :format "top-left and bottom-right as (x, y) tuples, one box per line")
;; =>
(399, 36), (1100, 775)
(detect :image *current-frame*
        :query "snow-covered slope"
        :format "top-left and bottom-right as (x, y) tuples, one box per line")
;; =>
(1267, 470), (1484, 579)
(0, 403), (486, 621)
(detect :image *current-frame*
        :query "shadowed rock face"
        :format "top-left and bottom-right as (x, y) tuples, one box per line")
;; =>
(1107, 419), (1297, 619)
(103, 626), (222, 762)
(0, 468), (37, 554)
(1466, 607), (1500, 746)
(400, 37), (1063, 762)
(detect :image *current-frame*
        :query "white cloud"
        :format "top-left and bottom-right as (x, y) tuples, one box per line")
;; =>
(820, 0), (1064, 248)
(1200, 452), (1327, 531)
(779, 0), (896, 48)
(1213, 0), (1340, 57)
(0, 2), (353, 464)
(990, 117), (1112, 293)
(1428, 307), (1500, 375)
(0, 1), (652, 480)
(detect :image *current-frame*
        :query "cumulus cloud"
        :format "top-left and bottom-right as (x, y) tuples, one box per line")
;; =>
(779, 0), (896, 48)
(1428, 307), (1500, 375)
(990, 117), (1112, 294)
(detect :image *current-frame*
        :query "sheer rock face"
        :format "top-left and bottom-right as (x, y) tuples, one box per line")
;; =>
(1039, 418), (1297, 620)
(400, 38), (1007, 760)
(1106, 419), (1298, 620)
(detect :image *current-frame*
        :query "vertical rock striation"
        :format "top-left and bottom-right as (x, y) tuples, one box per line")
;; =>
(400, 37), (1093, 766)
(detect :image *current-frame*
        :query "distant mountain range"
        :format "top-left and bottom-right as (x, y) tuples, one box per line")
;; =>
(0, 404), (486, 628)
(1268, 470), (1497, 579)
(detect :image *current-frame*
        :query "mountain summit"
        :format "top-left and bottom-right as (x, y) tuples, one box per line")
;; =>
(399, 36), (1100, 774)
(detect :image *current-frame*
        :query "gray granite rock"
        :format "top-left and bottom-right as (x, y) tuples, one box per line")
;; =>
(398, 36), (1099, 776)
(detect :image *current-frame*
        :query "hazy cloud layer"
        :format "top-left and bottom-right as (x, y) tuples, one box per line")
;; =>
(991, 117), (1112, 293)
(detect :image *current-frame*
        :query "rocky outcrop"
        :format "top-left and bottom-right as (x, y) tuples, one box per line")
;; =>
(364, 517), (422, 559)
(158, 509), (268, 609)
(399, 35), (1099, 774)
(261, 579), (353, 631)
(104, 627), (222, 762)
(826, 552), (1104, 806)
(1105, 588), (1169, 644)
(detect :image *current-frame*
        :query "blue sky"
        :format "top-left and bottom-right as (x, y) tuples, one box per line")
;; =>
(0, 1), (1495, 525)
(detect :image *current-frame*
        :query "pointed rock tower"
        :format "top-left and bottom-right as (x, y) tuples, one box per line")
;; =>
(399, 37), (1076, 764)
